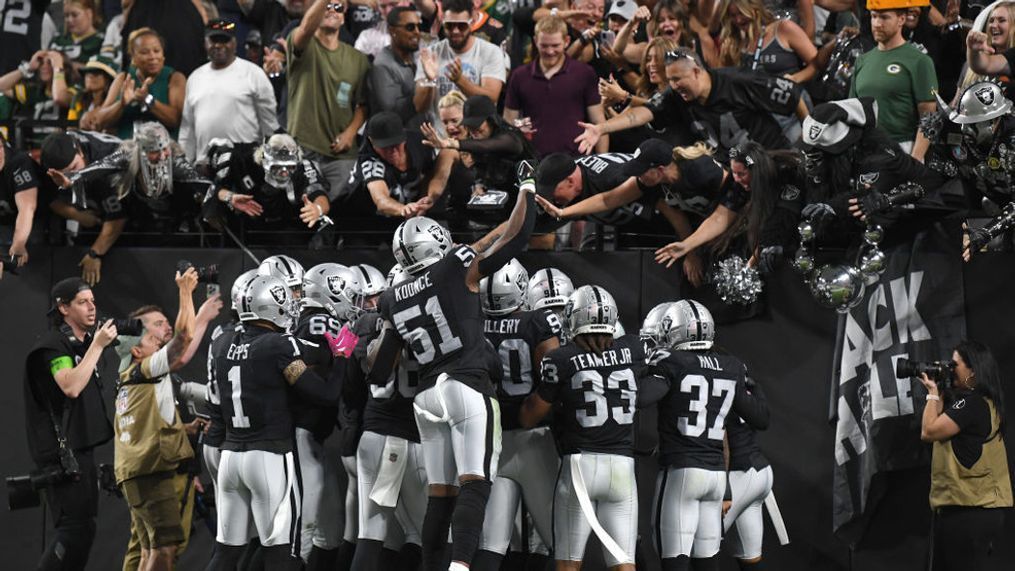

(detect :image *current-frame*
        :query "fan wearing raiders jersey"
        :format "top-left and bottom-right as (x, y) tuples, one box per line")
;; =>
(208, 275), (344, 571)
(521, 285), (645, 571)
(0, 139), (38, 274)
(290, 263), (364, 569)
(203, 136), (329, 236)
(575, 48), (806, 157)
(368, 174), (537, 571)
(347, 303), (428, 570)
(471, 259), (562, 571)
(723, 377), (774, 570)
(638, 300), (768, 571)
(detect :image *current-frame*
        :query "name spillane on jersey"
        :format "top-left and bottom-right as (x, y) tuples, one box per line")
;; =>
(484, 309), (562, 430)
(538, 335), (646, 456)
(353, 311), (420, 442)
(649, 349), (748, 470)
(205, 322), (241, 448)
(378, 244), (495, 396)
(215, 327), (306, 454)
(290, 308), (344, 441)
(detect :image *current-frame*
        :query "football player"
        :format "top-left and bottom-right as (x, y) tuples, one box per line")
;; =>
(639, 302), (674, 355)
(348, 263), (429, 570)
(258, 254), (305, 303)
(520, 285), (644, 571)
(0, 137), (38, 275)
(207, 275), (343, 570)
(203, 134), (331, 237)
(526, 267), (575, 319)
(350, 263), (388, 311)
(723, 376), (773, 571)
(367, 174), (538, 570)
(204, 270), (259, 489)
(473, 258), (562, 571)
(639, 300), (768, 571)
(295, 263), (366, 568)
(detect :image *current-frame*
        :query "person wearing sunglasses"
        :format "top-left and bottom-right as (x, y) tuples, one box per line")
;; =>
(367, 6), (422, 123)
(413, 0), (506, 133)
(355, 0), (412, 58)
(288, 0), (370, 203)
(178, 19), (279, 164)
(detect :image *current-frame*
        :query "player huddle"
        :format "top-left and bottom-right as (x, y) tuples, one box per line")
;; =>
(201, 188), (776, 571)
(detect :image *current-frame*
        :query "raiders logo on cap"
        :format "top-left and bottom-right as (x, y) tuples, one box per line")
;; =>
(975, 85), (996, 106)
(270, 285), (287, 305)
(327, 274), (345, 295)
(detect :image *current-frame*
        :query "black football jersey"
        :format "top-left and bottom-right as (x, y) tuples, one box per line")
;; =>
(208, 141), (327, 224)
(0, 143), (38, 225)
(727, 378), (769, 471)
(0, 1), (47, 84)
(648, 348), (748, 470)
(347, 131), (435, 216)
(215, 326), (304, 453)
(290, 308), (343, 440)
(574, 153), (662, 226)
(485, 309), (562, 430)
(537, 334), (646, 456)
(204, 321), (239, 448)
(378, 245), (495, 396)
(353, 311), (420, 442)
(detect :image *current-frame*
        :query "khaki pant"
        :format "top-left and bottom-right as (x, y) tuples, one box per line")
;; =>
(122, 472), (196, 571)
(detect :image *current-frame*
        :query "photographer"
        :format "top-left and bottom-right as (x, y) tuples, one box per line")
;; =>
(21, 278), (121, 570)
(918, 340), (1013, 571)
(114, 268), (222, 571)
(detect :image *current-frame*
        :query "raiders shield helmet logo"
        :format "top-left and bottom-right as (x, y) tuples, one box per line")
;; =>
(426, 225), (447, 243)
(808, 124), (822, 141)
(974, 85), (996, 107)
(858, 172), (880, 186)
(327, 274), (345, 295)
(270, 285), (287, 305)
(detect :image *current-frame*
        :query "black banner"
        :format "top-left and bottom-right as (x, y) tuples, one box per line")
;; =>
(831, 222), (967, 539)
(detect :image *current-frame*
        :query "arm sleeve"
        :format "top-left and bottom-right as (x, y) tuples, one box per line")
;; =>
(477, 192), (537, 276)
(479, 43), (508, 83)
(731, 376), (770, 430)
(365, 326), (402, 386)
(10, 152), (39, 192)
(458, 131), (525, 156)
(910, 52), (939, 103)
(535, 355), (562, 403)
(637, 374), (670, 408)
(368, 65), (404, 117)
(291, 366), (341, 405)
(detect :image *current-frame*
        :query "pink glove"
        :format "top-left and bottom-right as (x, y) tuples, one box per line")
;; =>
(324, 325), (359, 358)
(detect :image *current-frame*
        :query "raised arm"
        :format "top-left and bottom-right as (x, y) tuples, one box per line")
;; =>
(165, 268), (199, 371)
(52, 320), (119, 398)
(534, 177), (642, 220)
(292, 0), (329, 54)
(466, 180), (537, 288)
(574, 106), (654, 154)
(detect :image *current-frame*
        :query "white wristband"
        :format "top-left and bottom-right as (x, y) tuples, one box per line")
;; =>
(926, 394), (940, 402)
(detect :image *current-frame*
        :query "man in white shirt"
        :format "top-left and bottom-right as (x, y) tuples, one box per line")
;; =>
(413, 0), (506, 128)
(179, 19), (279, 164)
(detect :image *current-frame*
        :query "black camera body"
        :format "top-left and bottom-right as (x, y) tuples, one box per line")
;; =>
(177, 260), (219, 284)
(896, 358), (955, 389)
(111, 317), (144, 336)
(6, 444), (81, 510)
(0, 255), (21, 276)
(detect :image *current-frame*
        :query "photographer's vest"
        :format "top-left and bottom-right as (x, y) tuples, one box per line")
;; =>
(113, 359), (193, 484)
(23, 327), (115, 465)
(930, 399), (1014, 509)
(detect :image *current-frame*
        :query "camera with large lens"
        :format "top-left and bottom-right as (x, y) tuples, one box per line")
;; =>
(177, 260), (219, 284)
(111, 317), (144, 336)
(896, 358), (955, 389)
(5, 444), (80, 510)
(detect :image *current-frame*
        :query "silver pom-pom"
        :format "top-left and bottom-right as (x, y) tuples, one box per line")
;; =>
(792, 248), (815, 274)
(859, 248), (886, 277)
(798, 221), (815, 243)
(863, 224), (884, 245)
(712, 256), (763, 305)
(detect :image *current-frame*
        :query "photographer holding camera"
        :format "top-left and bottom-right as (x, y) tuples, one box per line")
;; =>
(19, 278), (122, 570)
(917, 340), (1013, 571)
(114, 267), (222, 571)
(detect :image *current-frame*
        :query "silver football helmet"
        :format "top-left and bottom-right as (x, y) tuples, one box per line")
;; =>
(259, 133), (302, 188)
(613, 321), (626, 338)
(660, 299), (715, 351)
(230, 269), (260, 312)
(564, 285), (619, 336)
(134, 121), (173, 198)
(303, 263), (364, 322)
(387, 263), (412, 288)
(479, 258), (529, 316)
(640, 302), (674, 349)
(951, 81), (1011, 125)
(238, 275), (299, 329)
(351, 264), (387, 297)
(258, 255), (305, 295)
(392, 217), (453, 274)
(527, 268), (575, 310)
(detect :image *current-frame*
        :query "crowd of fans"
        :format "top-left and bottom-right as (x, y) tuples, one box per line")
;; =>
(2, 0), (1014, 287)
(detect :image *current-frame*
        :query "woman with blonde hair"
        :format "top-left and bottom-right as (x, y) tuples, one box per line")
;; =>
(715, 0), (817, 83)
(49, 0), (104, 71)
(955, 1), (1015, 100)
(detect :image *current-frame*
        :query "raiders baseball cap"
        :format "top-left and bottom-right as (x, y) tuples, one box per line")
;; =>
(366, 111), (406, 149)
(206, 18), (237, 40)
(621, 138), (673, 177)
(48, 277), (91, 316)
(461, 95), (497, 129)
(40, 132), (78, 170)
(535, 153), (577, 198)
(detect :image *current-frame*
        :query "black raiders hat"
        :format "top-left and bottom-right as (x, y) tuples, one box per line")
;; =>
(366, 111), (406, 148)
(535, 153), (577, 197)
(621, 138), (673, 177)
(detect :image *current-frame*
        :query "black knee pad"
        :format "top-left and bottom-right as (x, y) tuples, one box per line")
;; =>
(450, 479), (493, 564)
(662, 555), (691, 571)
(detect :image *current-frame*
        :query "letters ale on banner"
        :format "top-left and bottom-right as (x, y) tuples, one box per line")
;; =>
(830, 222), (966, 539)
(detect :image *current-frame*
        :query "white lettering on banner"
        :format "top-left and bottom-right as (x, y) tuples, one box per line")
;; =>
(834, 272), (929, 466)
